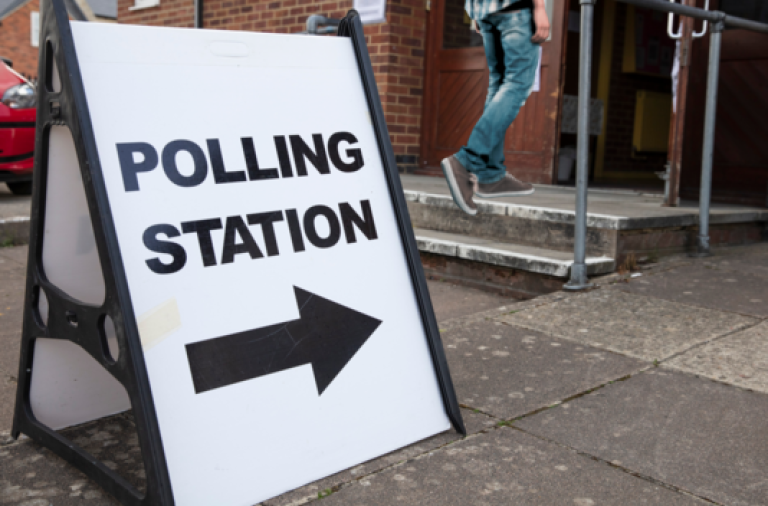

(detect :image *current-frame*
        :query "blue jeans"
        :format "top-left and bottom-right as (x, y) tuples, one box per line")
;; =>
(455, 9), (540, 184)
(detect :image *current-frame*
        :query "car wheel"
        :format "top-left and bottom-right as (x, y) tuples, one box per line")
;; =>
(7, 181), (33, 195)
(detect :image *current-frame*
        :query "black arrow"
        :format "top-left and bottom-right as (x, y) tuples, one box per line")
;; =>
(185, 286), (382, 395)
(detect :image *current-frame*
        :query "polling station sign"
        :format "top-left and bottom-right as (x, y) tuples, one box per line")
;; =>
(12, 2), (464, 506)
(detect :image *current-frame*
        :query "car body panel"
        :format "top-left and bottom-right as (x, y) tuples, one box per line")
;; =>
(0, 62), (36, 180)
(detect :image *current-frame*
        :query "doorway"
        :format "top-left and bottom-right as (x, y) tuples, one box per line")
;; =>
(560, 0), (673, 192)
(419, 0), (567, 184)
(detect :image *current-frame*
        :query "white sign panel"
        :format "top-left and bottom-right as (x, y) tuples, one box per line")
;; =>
(354, 0), (387, 24)
(70, 22), (450, 506)
(31, 11), (40, 47)
(532, 45), (542, 92)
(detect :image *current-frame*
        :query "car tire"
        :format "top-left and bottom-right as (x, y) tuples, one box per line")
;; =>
(7, 181), (33, 195)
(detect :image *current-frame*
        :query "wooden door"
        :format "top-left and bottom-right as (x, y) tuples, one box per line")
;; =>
(419, 0), (568, 184)
(680, 17), (768, 206)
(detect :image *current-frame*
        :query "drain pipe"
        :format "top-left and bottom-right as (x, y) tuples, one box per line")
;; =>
(565, 0), (596, 291)
(691, 13), (725, 257)
(194, 0), (203, 28)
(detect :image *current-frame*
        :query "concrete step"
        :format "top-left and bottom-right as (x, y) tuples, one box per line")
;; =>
(406, 190), (618, 258)
(403, 176), (768, 261)
(414, 228), (615, 279)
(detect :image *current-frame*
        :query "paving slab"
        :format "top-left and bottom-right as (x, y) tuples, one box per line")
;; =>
(1, 335), (21, 432)
(0, 248), (25, 433)
(0, 244), (29, 266)
(0, 260), (26, 302)
(0, 247), (24, 433)
(499, 289), (757, 362)
(319, 427), (703, 506)
(0, 277), (25, 340)
(615, 264), (768, 318)
(0, 253), (26, 276)
(264, 409), (494, 506)
(436, 291), (571, 334)
(443, 319), (644, 419)
(1, 414), (143, 506)
(705, 243), (768, 279)
(1, 410), (492, 506)
(665, 321), (768, 394)
(425, 279), (515, 323)
(0, 189), (31, 222)
(518, 369), (768, 506)
(0, 245), (28, 302)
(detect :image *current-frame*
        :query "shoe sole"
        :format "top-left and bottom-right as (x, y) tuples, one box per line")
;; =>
(441, 158), (478, 216)
(475, 188), (535, 198)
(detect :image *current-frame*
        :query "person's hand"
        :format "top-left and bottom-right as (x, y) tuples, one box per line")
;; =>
(472, 20), (481, 34)
(531, 4), (550, 43)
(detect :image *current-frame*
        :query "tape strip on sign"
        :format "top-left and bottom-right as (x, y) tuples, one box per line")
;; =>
(10, 3), (464, 506)
(138, 298), (182, 350)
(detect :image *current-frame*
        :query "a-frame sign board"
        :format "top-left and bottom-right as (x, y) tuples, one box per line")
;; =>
(12, 1), (465, 505)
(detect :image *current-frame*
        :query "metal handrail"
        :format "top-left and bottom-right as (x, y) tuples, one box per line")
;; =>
(566, 0), (768, 289)
(623, 0), (720, 21)
(692, 0), (709, 38)
(621, 0), (768, 32)
(667, 0), (710, 39)
(667, 0), (684, 39)
(724, 13), (768, 33)
(304, 15), (341, 35)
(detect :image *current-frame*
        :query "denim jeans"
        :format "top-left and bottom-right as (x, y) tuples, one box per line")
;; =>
(455, 9), (540, 184)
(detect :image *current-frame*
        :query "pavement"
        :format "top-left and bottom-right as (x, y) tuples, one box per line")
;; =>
(0, 185), (30, 219)
(1, 241), (768, 506)
(0, 185), (31, 246)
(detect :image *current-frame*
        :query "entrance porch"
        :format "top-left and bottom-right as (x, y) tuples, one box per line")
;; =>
(402, 174), (768, 298)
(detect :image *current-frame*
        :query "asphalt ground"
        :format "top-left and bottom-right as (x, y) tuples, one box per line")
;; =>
(0, 185), (30, 221)
(1, 242), (767, 506)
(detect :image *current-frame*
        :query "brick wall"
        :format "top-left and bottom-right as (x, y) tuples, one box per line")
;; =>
(117, 0), (428, 172)
(118, 0), (194, 27)
(0, 0), (42, 80)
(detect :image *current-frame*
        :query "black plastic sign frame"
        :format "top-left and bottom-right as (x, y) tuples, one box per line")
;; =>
(11, 2), (465, 505)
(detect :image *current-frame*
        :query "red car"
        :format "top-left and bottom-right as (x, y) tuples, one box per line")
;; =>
(0, 58), (36, 195)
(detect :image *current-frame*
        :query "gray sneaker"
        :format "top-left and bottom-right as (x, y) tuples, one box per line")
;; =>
(440, 155), (477, 216)
(476, 174), (534, 198)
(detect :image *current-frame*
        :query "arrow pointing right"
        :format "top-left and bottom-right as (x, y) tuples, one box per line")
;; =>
(186, 286), (382, 395)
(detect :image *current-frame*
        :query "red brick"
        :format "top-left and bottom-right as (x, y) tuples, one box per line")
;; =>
(390, 5), (411, 15)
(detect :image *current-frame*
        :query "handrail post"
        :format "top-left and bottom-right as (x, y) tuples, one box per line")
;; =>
(691, 15), (724, 257)
(565, 0), (596, 291)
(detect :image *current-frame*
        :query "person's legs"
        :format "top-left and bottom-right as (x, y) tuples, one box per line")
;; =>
(480, 18), (505, 110)
(455, 18), (505, 178)
(456, 9), (539, 184)
(479, 20), (508, 175)
(441, 17), (503, 216)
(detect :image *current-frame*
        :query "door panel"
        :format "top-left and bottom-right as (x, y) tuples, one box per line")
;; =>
(680, 21), (768, 206)
(420, 0), (567, 184)
(436, 71), (486, 148)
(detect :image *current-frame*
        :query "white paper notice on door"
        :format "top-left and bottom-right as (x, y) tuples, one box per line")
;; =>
(533, 46), (543, 92)
(353, 0), (386, 24)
